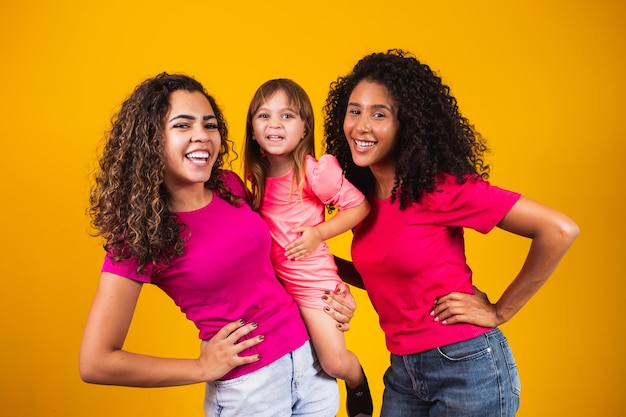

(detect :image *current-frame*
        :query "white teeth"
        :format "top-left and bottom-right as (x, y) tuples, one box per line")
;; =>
(186, 151), (209, 159)
(354, 139), (375, 148)
(267, 135), (283, 141)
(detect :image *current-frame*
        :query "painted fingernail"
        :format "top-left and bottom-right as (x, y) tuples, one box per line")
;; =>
(251, 322), (258, 328)
(324, 306), (331, 312)
(322, 295), (329, 301)
(239, 319), (245, 325)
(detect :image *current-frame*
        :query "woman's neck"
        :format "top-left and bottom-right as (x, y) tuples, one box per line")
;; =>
(370, 161), (396, 200)
(168, 185), (213, 212)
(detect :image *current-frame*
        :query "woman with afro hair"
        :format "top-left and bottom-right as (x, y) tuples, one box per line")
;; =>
(324, 49), (579, 416)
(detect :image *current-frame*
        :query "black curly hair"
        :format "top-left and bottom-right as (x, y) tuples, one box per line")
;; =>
(88, 73), (240, 274)
(324, 49), (489, 209)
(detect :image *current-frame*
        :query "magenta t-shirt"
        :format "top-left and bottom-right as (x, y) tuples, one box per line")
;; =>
(352, 174), (521, 355)
(101, 170), (309, 379)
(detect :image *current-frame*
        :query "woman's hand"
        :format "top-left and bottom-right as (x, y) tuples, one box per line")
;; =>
(431, 196), (579, 328)
(430, 286), (499, 328)
(198, 320), (264, 382)
(80, 273), (265, 387)
(322, 283), (356, 331)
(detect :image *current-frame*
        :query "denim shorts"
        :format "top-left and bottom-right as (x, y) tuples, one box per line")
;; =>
(381, 328), (521, 417)
(204, 341), (339, 417)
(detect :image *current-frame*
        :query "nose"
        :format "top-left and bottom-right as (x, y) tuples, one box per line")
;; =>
(268, 114), (282, 127)
(191, 134), (209, 143)
(191, 126), (210, 142)
(356, 116), (370, 133)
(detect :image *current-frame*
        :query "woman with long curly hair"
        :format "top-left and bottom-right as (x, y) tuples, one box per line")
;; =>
(324, 49), (579, 416)
(79, 72), (354, 417)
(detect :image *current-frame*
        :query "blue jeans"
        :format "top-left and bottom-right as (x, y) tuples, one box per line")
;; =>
(381, 328), (521, 417)
(204, 341), (339, 417)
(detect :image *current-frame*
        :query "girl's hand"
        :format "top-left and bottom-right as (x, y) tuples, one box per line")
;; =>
(198, 320), (264, 382)
(322, 283), (356, 332)
(285, 226), (323, 260)
(429, 286), (499, 328)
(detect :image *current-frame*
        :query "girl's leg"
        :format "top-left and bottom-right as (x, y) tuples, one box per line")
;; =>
(299, 306), (373, 417)
(299, 306), (361, 385)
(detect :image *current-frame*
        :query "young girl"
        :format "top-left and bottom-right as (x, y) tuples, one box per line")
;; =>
(244, 78), (373, 417)
(79, 73), (352, 417)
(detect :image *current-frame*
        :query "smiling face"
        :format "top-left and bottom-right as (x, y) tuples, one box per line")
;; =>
(162, 90), (221, 191)
(343, 80), (400, 173)
(251, 89), (306, 172)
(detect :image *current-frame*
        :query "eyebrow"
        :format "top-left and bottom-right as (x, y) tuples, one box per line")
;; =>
(168, 114), (217, 122)
(347, 102), (394, 112)
(255, 105), (298, 114)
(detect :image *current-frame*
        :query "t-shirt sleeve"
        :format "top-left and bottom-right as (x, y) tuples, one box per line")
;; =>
(426, 174), (521, 234)
(219, 170), (246, 199)
(308, 154), (365, 209)
(101, 254), (152, 283)
(101, 171), (245, 284)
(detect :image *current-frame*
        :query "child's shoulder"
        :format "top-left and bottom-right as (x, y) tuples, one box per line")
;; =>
(305, 154), (340, 172)
(305, 155), (343, 191)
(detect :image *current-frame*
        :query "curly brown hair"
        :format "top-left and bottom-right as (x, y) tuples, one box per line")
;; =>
(324, 49), (489, 209)
(88, 73), (240, 274)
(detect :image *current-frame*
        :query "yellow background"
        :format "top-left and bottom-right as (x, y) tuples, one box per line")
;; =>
(0, 0), (623, 416)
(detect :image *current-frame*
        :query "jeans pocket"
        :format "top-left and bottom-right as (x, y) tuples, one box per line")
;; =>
(214, 372), (250, 387)
(436, 336), (492, 362)
(500, 338), (521, 396)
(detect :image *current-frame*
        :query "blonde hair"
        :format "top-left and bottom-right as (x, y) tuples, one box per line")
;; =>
(244, 79), (315, 210)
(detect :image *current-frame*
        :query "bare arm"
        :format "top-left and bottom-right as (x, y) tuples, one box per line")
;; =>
(431, 196), (580, 327)
(285, 199), (370, 260)
(79, 272), (263, 387)
(333, 256), (365, 289)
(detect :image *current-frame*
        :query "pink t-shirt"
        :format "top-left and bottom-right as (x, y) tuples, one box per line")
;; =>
(352, 174), (521, 355)
(101, 170), (309, 379)
(260, 155), (365, 309)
